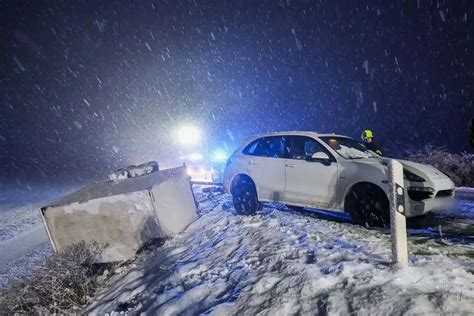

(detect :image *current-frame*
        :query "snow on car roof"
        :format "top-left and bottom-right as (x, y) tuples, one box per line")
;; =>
(42, 166), (184, 209)
(245, 131), (349, 140)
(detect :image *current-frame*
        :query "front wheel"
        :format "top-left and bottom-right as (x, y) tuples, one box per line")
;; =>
(232, 177), (261, 215)
(345, 183), (390, 228)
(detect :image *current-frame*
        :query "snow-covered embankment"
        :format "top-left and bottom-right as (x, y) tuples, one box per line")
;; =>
(86, 187), (474, 314)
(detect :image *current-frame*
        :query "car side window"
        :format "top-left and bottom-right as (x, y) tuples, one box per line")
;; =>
(243, 136), (285, 158)
(242, 139), (259, 155)
(286, 136), (333, 160)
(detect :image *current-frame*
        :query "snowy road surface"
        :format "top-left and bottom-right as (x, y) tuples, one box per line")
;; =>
(0, 225), (48, 270)
(86, 186), (474, 315)
(0, 203), (51, 288)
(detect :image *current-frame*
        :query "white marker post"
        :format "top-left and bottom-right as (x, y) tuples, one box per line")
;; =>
(388, 159), (408, 268)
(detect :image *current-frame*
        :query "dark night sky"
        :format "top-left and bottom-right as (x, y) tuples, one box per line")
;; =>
(1, 0), (473, 186)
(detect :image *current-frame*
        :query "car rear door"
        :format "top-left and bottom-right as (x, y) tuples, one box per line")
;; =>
(283, 136), (338, 209)
(244, 136), (286, 202)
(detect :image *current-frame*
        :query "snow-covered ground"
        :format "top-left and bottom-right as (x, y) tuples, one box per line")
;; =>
(0, 184), (77, 288)
(0, 201), (51, 288)
(0, 202), (43, 242)
(85, 186), (474, 315)
(1, 185), (473, 312)
(456, 187), (474, 201)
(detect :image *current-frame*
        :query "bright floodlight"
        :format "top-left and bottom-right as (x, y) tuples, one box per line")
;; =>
(177, 125), (201, 146)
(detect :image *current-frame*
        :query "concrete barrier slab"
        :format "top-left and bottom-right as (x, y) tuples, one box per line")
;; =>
(41, 167), (197, 262)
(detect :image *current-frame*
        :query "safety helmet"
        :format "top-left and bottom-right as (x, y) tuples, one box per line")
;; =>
(361, 129), (374, 142)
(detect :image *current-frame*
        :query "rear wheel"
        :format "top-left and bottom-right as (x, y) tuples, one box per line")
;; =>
(231, 176), (261, 215)
(345, 183), (390, 228)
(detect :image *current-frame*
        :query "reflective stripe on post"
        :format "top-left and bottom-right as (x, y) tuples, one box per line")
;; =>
(388, 159), (408, 268)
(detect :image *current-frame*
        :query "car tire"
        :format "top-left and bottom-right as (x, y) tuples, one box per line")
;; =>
(345, 183), (390, 228)
(232, 177), (261, 215)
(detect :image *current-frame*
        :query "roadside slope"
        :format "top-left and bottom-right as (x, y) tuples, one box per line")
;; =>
(86, 188), (474, 315)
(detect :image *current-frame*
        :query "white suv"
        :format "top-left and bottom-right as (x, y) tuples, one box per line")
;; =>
(223, 131), (455, 227)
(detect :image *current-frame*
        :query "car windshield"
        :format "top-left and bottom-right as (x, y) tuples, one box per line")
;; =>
(319, 136), (378, 159)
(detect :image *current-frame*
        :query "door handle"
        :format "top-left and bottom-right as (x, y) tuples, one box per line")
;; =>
(249, 161), (258, 165)
(285, 163), (295, 168)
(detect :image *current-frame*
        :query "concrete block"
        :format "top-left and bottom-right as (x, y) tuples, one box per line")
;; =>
(41, 166), (197, 262)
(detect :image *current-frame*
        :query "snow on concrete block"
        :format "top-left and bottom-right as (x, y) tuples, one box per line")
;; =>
(40, 166), (197, 263)
(108, 161), (159, 181)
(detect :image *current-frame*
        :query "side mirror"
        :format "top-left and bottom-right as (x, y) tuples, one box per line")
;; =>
(310, 152), (330, 160)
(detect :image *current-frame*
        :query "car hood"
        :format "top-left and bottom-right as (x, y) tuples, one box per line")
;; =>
(396, 159), (447, 180)
(349, 157), (448, 180)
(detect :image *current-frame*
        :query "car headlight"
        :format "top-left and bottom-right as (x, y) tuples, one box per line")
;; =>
(407, 186), (434, 192)
(403, 170), (426, 182)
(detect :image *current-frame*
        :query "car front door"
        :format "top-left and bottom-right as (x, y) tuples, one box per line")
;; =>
(283, 136), (338, 209)
(244, 136), (286, 202)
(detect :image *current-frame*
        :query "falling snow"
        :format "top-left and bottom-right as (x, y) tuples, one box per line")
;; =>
(145, 42), (152, 52)
(12, 56), (26, 72)
(439, 10), (446, 22)
(73, 121), (82, 130)
(0, 1), (473, 312)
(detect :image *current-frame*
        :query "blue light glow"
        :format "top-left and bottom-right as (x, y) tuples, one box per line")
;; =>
(211, 149), (228, 162)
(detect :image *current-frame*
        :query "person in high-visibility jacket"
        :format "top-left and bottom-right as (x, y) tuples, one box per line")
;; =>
(361, 129), (383, 156)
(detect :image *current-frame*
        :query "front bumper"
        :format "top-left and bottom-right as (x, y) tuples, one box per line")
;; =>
(405, 178), (455, 217)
